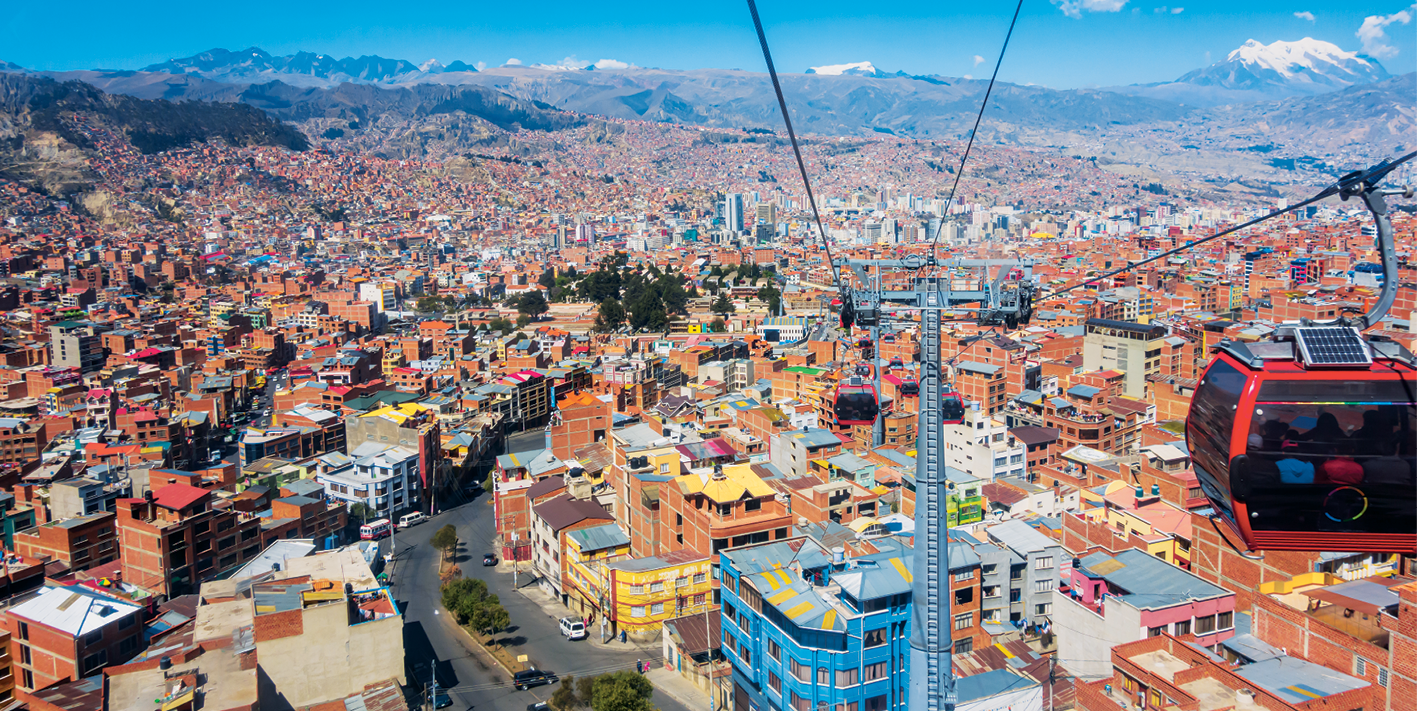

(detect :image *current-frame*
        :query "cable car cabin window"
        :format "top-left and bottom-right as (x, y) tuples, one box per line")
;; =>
(1243, 399), (1415, 536)
(1188, 359), (1248, 503)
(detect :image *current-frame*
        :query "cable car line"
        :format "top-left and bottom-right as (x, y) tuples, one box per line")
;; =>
(1038, 150), (1417, 306)
(928, 0), (1027, 263)
(745, 0), (840, 288)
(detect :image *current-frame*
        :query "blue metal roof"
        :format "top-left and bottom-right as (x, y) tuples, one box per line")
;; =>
(1234, 656), (1367, 704)
(567, 523), (630, 553)
(1078, 549), (1230, 609)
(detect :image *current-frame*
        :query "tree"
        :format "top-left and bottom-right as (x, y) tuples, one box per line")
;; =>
(709, 318), (726, 333)
(538, 268), (557, 289)
(415, 296), (442, 313)
(430, 525), (458, 558)
(757, 283), (782, 315)
(516, 314), (532, 328)
(487, 316), (514, 333)
(591, 671), (655, 711)
(711, 293), (736, 318)
(595, 298), (627, 333)
(470, 601), (510, 637)
(518, 289), (549, 320)
(348, 502), (376, 522)
(550, 675), (579, 711)
(577, 676), (596, 707)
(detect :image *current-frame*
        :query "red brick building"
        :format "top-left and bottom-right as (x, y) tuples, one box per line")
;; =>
(2, 585), (144, 699)
(12, 512), (118, 573)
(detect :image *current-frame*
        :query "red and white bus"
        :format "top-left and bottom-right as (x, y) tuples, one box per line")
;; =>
(360, 519), (392, 540)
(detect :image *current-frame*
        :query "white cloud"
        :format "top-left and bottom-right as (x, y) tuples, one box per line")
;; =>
(505, 58), (522, 66)
(475, 61), (487, 71)
(1356, 5), (1414, 59)
(972, 55), (986, 66)
(593, 58), (631, 69)
(1171, 6), (1183, 13)
(1154, 6), (1167, 12)
(1294, 10), (1315, 22)
(962, 74), (974, 80)
(1153, 5), (1182, 12)
(1053, 0), (1128, 19)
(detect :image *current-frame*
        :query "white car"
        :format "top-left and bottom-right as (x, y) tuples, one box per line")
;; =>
(558, 617), (587, 640)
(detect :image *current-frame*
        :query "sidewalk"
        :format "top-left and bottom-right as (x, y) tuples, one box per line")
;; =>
(646, 667), (710, 709)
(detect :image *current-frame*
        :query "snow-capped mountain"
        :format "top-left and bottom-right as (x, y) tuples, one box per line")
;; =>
(806, 61), (881, 76)
(1106, 37), (1390, 106)
(1179, 38), (1389, 92)
(140, 47), (473, 87)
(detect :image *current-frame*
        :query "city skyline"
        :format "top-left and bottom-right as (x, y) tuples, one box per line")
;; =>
(3, 0), (1414, 89)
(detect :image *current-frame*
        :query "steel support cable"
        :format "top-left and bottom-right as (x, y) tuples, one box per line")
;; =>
(1038, 149), (1417, 304)
(927, 0), (1026, 264)
(745, 0), (841, 288)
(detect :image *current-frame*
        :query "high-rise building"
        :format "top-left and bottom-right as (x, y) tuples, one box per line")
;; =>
(576, 223), (595, 245)
(755, 202), (776, 227)
(49, 322), (104, 373)
(725, 193), (744, 233)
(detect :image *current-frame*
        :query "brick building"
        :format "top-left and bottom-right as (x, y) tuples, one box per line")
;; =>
(2, 585), (143, 699)
(12, 513), (118, 573)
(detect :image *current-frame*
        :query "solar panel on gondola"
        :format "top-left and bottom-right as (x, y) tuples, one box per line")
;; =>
(1295, 327), (1372, 367)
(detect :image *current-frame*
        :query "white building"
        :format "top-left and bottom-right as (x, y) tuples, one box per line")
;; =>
(315, 443), (422, 518)
(945, 406), (1026, 481)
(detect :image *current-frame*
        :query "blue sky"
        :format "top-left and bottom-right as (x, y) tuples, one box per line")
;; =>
(3, 0), (1413, 88)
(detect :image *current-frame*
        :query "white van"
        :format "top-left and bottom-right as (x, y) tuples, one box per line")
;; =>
(398, 512), (428, 529)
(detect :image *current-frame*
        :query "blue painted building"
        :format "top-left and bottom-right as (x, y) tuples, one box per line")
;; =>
(720, 538), (913, 711)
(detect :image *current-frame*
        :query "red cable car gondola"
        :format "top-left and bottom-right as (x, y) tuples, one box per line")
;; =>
(1186, 329), (1416, 552)
(890, 357), (904, 369)
(1184, 168), (1417, 553)
(854, 363), (872, 378)
(900, 381), (919, 397)
(942, 392), (965, 425)
(834, 378), (879, 426)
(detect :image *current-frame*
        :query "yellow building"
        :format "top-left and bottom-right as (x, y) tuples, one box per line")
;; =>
(564, 522), (632, 628)
(603, 550), (713, 641)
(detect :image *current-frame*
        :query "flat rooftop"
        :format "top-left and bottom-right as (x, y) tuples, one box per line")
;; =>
(1129, 649), (1191, 682)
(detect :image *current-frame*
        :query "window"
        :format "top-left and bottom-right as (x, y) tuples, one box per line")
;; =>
(865, 695), (887, 711)
(1035, 556), (1054, 569)
(1011, 567), (1023, 580)
(82, 630), (103, 646)
(120, 636), (139, 654)
(119, 615), (136, 630)
(790, 691), (810, 711)
(954, 613), (973, 630)
(631, 606), (646, 618)
(650, 581), (664, 593)
(694, 594), (706, 606)
(1195, 615), (1216, 634)
(745, 498), (761, 512)
(791, 658), (811, 682)
(954, 638), (974, 654)
(1379, 668), (1389, 688)
(1355, 658), (1367, 676)
(20, 646), (30, 665)
(724, 602), (737, 621)
(652, 602), (664, 615)
(1174, 619), (1191, 636)
(17, 622), (27, 641)
(629, 584), (645, 595)
(863, 662), (889, 682)
(1150, 689), (1164, 708)
(1149, 626), (1166, 637)
(836, 668), (858, 686)
(1217, 611), (1233, 630)
(954, 570), (973, 582)
(22, 670), (32, 691)
(1010, 588), (1022, 603)
(769, 671), (781, 693)
(82, 650), (107, 674)
(1035, 579), (1054, 593)
(864, 628), (887, 647)
(818, 668), (829, 685)
(1035, 603), (1052, 615)
(982, 564), (997, 575)
(694, 572), (706, 584)
(768, 638), (781, 660)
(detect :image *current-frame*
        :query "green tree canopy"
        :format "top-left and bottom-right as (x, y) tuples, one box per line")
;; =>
(538, 268), (556, 289)
(517, 290), (549, 319)
(711, 293), (736, 317)
(430, 525), (458, 556)
(486, 316), (514, 333)
(591, 671), (655, 711)
(595, 298), (627, 333)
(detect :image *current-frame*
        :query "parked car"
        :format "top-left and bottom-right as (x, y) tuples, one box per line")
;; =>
(558, 617), (587, 640)
(433, 689), (452, 709)
(398, 512), (428, 529)
(527, 704), (549, 711)
(513, 669), (557, 691)
(482, 553), (497, 566)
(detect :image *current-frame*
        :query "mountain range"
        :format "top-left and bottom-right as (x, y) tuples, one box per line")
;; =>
(1, 38), (1411, 176)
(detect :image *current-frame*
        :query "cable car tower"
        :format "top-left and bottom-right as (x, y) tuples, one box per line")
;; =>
(832, 256), (1036, 711)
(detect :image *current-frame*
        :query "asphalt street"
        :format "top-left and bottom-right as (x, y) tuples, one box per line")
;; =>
(385, 446), (693, 711)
